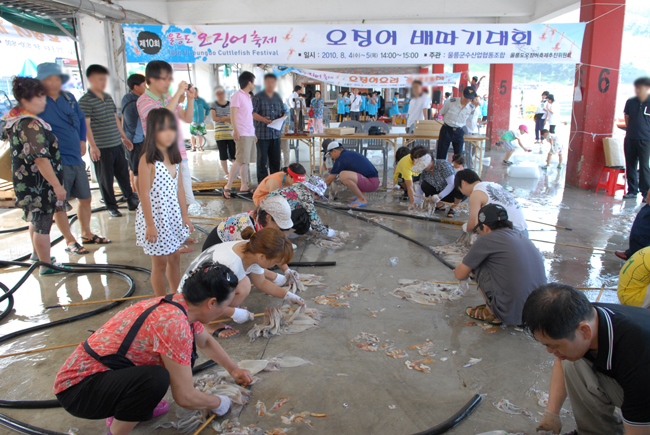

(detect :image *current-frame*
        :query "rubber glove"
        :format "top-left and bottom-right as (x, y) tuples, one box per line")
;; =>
(327, 228), (336, 238)
(284, 291), (304, 305)
(536, 410), (561, 434)
(273, 272), (288, 286)
(431, 194), (441, 204)
(231, 308), (254, 324)
(212, 395), (232, 416)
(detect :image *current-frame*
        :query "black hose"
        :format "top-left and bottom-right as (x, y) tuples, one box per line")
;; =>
(411, 394), (482, 435)
(0, 283), (14, 323)
(329, 204), (463, 226)
(316, 202), (457, 271)
(231, 192), (455, 270)
(287, 261), (336, 267)
(0, 412), (69, 435)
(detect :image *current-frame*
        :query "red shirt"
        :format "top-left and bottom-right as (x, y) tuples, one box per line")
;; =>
(54, 294), (204, 394)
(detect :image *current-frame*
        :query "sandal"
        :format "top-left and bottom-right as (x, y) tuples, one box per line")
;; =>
(222, 188), (232, 199)
(348, 201), (367, 208)
(213, 325), (241, 339)
(81, 235), (111, 245)
(65, 242), (90, 255)
(465, 304), (502, 325)
(177, 244), (194, 254)
(447, 208), (457, 218)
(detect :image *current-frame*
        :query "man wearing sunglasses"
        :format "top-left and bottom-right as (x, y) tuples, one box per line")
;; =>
(453, 204), (546, 326)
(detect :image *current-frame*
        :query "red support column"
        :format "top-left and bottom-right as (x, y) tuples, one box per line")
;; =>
(567, 0), (625, 189)
(486, 64), (514, 147)
(453, 64), (469, 97)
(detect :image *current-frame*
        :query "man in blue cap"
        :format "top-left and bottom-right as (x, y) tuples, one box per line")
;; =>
(37, 62), (110, 254)
(436, 86), (478, 160)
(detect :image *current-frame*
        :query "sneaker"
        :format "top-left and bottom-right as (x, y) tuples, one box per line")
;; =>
(541, 165), (549, 170)
(108, 209), (123, 217)
(557, 164), (563, 169)
(502, 160), (513, 166)
(623, 193), (638, 199)
(39, 263), (71, 276)
(30, 252), (55, 263)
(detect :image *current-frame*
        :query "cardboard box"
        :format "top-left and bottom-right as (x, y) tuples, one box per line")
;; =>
(324, 127), (355, 135)
(0, 142), (11, 183)
(603, 137), (625, 168)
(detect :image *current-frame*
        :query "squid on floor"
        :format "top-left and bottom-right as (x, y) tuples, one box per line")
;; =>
(248, 305), (321, 341)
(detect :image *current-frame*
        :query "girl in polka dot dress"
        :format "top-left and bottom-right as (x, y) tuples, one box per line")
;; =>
(136, 108), (193, 296)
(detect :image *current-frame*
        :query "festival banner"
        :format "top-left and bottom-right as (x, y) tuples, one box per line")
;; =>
(123, 23), (585, 65)
(0, 19), (76, 59)
(272, 66), (460, 88)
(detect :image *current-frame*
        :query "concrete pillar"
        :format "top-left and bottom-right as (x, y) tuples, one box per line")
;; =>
(453, 64), (469, 97)
(486, 64), (514, 147)
(567, 0), (625, 189)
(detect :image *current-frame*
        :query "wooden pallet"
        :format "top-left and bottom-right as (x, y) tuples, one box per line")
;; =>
(0, 180), (16, 207)
(192, 180), (242, 191)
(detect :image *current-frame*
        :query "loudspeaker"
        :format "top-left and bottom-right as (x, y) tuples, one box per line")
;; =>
(432, 89), (442, 105)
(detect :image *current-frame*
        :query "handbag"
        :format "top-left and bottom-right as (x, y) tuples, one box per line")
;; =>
(309, 108), (314, 117)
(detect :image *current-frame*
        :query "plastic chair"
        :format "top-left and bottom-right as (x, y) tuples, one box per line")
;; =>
(338, 120), (363, 152)
(361, 122), (392, 187)
(288, 139), (300, 164)
(595, 166), (626, 196)
(323, 108), (331, 128)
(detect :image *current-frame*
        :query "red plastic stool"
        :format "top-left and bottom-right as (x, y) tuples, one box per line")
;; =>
(595, 166), (626, 196)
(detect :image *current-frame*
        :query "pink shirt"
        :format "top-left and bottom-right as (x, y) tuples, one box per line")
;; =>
(230, 89), (255, 137)
(137, 91), (187, 161)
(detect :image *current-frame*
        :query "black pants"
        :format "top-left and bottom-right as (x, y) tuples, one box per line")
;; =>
(256, 138), (282, 183)
(626, 204), (650, 258)
(421, 180), (466, 203)
(549, 125), (556, 134)
(217, 139), (236, 161)
(350, 111), (360, 121)
(93, 145), (134, 210)
(535, 118), (545, 140)
(202, 228), (223, 251)
(624, 138), (650, 196)
(56, 365), (169, 422)
(338, 114), (344, 122)
(436, 124), (465, 159)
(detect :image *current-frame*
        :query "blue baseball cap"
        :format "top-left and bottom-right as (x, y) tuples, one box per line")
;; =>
(36, 62), (69, 84)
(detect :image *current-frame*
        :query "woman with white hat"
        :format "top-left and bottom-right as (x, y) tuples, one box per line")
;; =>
(267, 175), (336, 237)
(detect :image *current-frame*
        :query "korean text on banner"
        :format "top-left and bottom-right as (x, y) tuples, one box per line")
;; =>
(123, 23), (586, 65)
(272, 66), (460, 88)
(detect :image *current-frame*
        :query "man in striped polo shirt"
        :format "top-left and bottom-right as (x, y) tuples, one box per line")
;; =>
(79, 64), (138, 217)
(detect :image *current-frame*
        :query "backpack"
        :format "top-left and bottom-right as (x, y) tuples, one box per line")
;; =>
(368, 126), (385, 136)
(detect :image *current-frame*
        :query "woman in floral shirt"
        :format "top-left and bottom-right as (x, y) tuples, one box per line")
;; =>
(267, 175), (337, 237)
(310, 90), (324, 134)
(4, 77), (71, 275)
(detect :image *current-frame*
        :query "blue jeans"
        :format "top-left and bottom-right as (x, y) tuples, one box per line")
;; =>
(256, 138), (281, 183)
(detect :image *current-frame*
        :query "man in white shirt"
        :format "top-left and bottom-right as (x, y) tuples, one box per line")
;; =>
(287, 85), (302, 109)
(436, 86), (477, 160)
(349, 89), (363, 121)
(406, 80), (431, 131)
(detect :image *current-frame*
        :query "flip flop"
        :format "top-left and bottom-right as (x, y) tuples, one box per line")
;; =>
(177, 244), (194, 254)
(213, 325), (241, 339)
(81, 234), (111, 245)
(350, 196), (358, 201)
(447, 208), (457, 218)
(465, 305), (502, 325)
(348, 201), (367, 208)
(222, 189), (232, 199)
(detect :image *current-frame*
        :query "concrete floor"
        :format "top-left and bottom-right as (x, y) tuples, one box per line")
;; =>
(0, 145), (642, 435)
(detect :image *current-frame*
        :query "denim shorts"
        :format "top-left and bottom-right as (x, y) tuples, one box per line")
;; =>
(62, 164), (91, 200)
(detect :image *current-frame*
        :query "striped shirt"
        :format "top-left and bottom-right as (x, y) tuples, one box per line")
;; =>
(78, 91), (121, 149)
(210, 101), (233, 141)
(137, 90), (187, 161)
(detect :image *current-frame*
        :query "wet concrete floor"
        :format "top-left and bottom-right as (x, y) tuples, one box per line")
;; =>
(0, 145), (641, 434)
